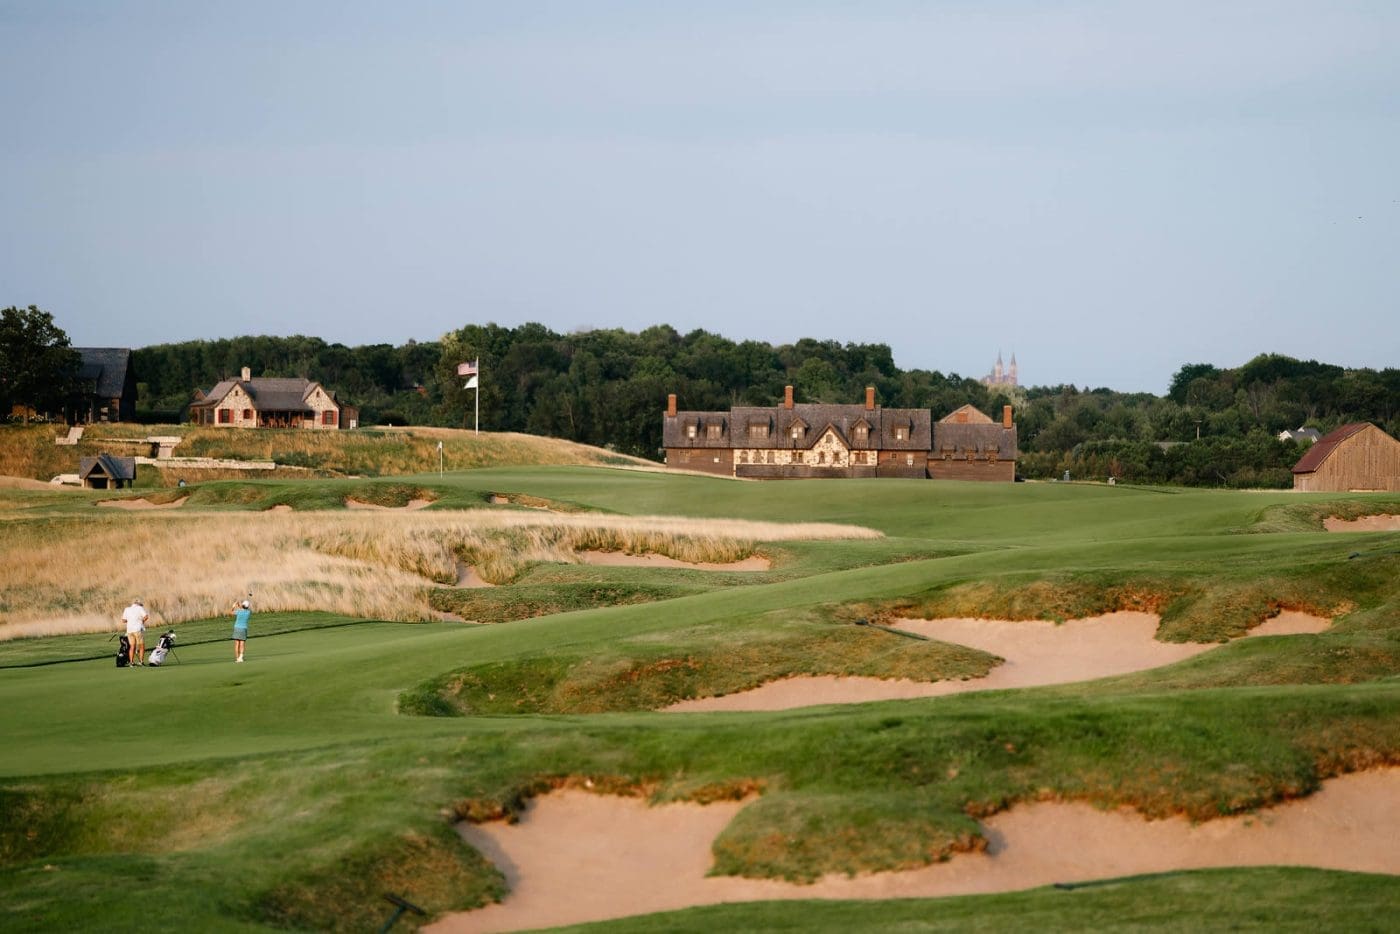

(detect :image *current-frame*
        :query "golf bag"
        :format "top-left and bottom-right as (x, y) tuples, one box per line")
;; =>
(116, 634), (131, 668)
(148, 631), (177, 667)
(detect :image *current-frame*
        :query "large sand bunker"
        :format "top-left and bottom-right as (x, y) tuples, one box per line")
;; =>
(430, 769), (1400, 933)
(665, 611), (1330, 713)
(1325, 514), (1400, 532)
(344, 497), (434, 510)
(96, 496), (188, 510)
(577, 550), (771, 572)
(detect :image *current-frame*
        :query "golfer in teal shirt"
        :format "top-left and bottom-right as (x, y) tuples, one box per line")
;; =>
(231, 600), (251, 663)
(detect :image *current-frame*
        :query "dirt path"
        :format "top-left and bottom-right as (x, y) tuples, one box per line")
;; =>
(428, 768), (1400, 933)
(665, 611), (1329, 713)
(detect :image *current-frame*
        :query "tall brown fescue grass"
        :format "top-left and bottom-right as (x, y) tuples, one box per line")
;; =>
(0, 511), (880, 639)
(0, 423), (655, 483)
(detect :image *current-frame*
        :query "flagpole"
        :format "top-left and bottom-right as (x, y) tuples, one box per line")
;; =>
(459, 358), (481, 435)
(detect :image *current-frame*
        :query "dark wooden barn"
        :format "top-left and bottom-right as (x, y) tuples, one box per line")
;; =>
(1292, 423), (1400, 492)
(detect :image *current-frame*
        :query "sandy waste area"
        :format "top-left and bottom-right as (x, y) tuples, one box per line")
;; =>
(1325, 514), (1400, 532)
(665, 610), (1329, 713)
(430, 768), (1400, 933)
(577, 550), (771, 572)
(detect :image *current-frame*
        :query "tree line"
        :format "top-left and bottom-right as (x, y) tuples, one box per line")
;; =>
(6, 307), (1397, 488)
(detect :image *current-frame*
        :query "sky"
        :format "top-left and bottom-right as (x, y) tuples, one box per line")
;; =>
(1, 2), (1397, 394)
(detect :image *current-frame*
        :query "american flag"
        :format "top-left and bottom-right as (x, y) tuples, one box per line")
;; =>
(457, 360), (479, 377)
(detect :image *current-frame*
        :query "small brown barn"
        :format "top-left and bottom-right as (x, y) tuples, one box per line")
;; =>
(79, 454), (136, 490)
(1291, 423), (1400, 492)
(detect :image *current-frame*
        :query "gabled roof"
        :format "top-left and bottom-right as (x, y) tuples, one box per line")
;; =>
(812, 422), (850, 448)
(78, 454), (136, 481)
(73, 348), (133, 399)
(939, 404), (994, 425)
(1292, 423), (1375, 474)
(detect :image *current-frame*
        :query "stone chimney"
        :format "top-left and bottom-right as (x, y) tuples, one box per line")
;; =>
(666, 393), (677, 417)
(1003, 405), (1013, 429)
(241, 366), (251, 382)
(865, 386), (876, 410)
(783, 385), (794, 409)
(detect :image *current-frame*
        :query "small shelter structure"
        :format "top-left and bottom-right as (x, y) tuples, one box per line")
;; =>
(78, 454), (136, 490)
(1291, 423), (1400, 492)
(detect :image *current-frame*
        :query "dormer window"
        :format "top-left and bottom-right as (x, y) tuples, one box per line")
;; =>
(855, 424), (869, 444)
(706, 423), (723, 440)
(686, 423), (697, 439)
(748, 423), (769, 440)
(895, 426), (907, 441)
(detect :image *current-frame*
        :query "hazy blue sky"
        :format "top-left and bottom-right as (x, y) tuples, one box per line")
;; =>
(2, 2), (1396, 393)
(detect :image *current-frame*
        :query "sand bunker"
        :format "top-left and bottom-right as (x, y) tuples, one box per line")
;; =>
(665, 611), (1330, 713)
(344, 497), (434, 510)
(456, 562), (495, 588)
(577, 550), (771, 572)
(96, 496), (188, 510)
(1325, 514), (1400, 532)
(430, 768), (1400, 933)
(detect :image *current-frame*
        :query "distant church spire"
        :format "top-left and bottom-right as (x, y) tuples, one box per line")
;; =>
(981, 351), (1019, 388)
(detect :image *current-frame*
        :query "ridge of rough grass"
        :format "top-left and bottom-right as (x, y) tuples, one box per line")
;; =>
(544, 867), (1400, 933)
(866, 551), (1397, 642)
(429, 579), (706, 624)
(1251, 496), (1400, 534)
(255, 825), (502, 932)
(399, 607), (1003, 716)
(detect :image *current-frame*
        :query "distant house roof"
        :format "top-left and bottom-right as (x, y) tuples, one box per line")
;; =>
(1292, 423), (1372, 475)
(78, 454), (136, 481)
(1279, 427), (1322, 443)
(73, 348), (133, 399)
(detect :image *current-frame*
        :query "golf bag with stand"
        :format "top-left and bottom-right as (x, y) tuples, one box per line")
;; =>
(115, 635), (131, 668)
(148, 630), (178, 667)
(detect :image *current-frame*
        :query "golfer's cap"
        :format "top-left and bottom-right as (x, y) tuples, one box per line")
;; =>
(134, 599), (143, 605)
(241, 600), (250, 608)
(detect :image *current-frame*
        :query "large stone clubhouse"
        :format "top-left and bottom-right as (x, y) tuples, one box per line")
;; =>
(663, 386), (1017, 481)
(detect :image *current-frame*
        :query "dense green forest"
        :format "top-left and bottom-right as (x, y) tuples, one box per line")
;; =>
(130, 326), (1399, 488)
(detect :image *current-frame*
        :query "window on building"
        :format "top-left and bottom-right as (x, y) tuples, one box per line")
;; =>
(707, 423), (722, 440)
(218, 408), (232, 424)
(323, 410), (337, 426)
(855, 425), (868, 444)
(243, 409), (253, 420)
(686, 424), (697, 439)
(748, 423), (768, 440)
(681, 450), (691, 463)
(905, 454), (914, 466)
(895, 426), (907, 441)
(793, 451), (805, 464)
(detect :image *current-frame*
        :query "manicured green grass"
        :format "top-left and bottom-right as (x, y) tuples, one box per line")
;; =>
(2, 468), (1398, 931)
